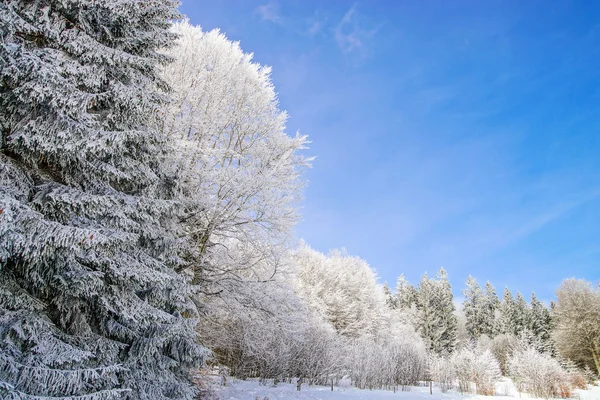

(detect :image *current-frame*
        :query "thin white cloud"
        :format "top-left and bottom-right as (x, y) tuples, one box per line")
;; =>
(507, 191), (600, 243)
(256, 2), (284, 25)
(334, 4), (379, 56)
(306, 11), (326, 36)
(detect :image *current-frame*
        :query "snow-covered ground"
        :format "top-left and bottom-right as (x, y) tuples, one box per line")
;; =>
(215, 379), (600, 400)
(579, 386), (600, 400)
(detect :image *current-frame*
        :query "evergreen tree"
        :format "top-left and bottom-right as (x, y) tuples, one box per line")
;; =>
(413, 270), (457, 355)
(528, 292), (553, 353)
(0, 1), (206, 398)
(395, 274), (416, 309)
(462, 276), (485, 340)
(415, 273), (440, 353)
(433, 268), (457, 354)
(482, 281), (500, 337)
(514, 291), (529, 335)
(497, 287), (516, 335)
(383, 282), (397, 309)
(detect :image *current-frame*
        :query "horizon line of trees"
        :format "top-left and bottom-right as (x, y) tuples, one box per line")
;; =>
(384, 271), (554, 356)
(385, 270), (599, 380)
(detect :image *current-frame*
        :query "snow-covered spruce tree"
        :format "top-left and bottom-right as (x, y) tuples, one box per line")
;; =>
(527, 292), (553, 353)
(462, 276), (485, 341)
(392, 274), (419, 327)
(383, 282), (396, 309)
(482, 281), (499, 337)
(0, 2), (207, 399)
(497, 287), (516, 335)
(513, 292), (528, 336)
(415, 272), (440, 353)
(432, 268), (457, 355)
(413, 269), (457, 355)
(395, 274), (417, 310)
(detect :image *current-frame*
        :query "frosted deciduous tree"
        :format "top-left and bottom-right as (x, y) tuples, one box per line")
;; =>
(452, 347), (501, 395)
(388, 333), (428, 390)
(158, 22), (311, 379)
(160, 21), (309, 292)
(291, 321), (341, 386)
(429, 356), (455, 393)
(553, 278), (600, 376)
(347, 333), (426, 391)
(291, 245), (427, 390)
(0, 1), (207, 399)
(508, 346), (575, 398)
(294, 245), (387, 338)
(196, 266), (305, 380)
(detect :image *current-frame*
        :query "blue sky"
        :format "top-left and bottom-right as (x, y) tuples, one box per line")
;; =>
(180, 1), (600, 301)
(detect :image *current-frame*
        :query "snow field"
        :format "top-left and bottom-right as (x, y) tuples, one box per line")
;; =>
(215, 378), (600, 400)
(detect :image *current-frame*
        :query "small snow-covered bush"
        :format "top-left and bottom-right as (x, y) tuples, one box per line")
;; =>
(429, 356), (455, 393)
(488, 333), (519, 374)
(344, 333), (427, 391)
(452, 347), (501, 395)
(390, 335), (428, 390)
(584, 365), (598, 384)
(338, 375), (352, 389)
(508, 347), (574, 398)
(562, 359), (588, 391)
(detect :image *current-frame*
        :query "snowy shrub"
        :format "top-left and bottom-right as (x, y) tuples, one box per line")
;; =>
(561, 359), (588, 391)
(488, 333), (519, 375)
(584, 365), (598, 384)
(343, 333), (426, 391)
(338, 375), (352, 389)
(390, 336), (428, 390)
(291, 322), (341, 385)
(508, 347), (575, 398)
(452, 347), (501, 395)
(429, 356), (455, 393)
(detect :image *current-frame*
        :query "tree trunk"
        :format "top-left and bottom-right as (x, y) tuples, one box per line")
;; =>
(591, 341), (600, 376)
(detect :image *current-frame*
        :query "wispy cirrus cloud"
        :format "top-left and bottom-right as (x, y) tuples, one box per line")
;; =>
(306, 11), (326, 36)
(334, 4), (380, 56)
(256, 2), (283, 25)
